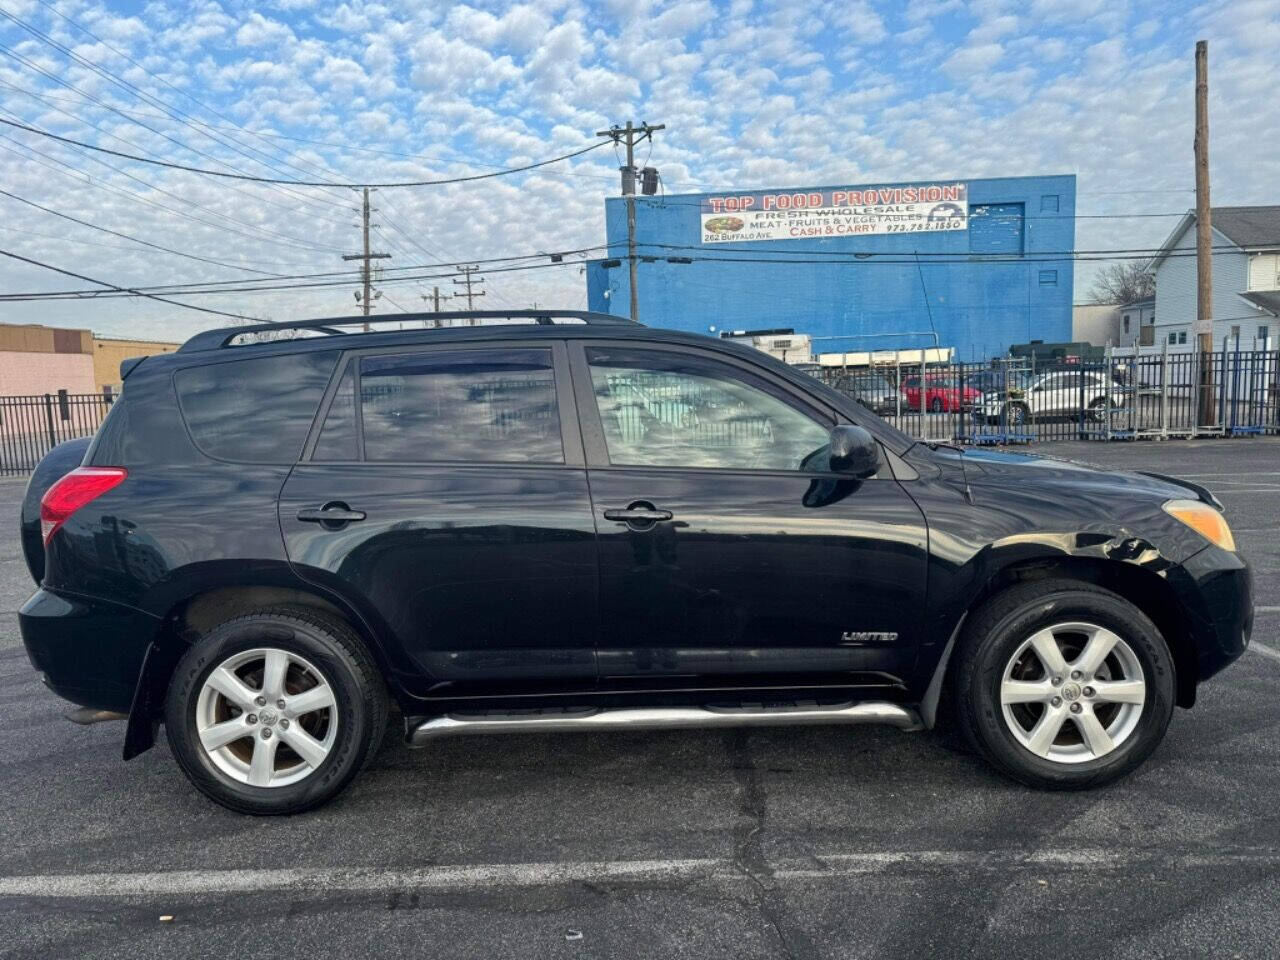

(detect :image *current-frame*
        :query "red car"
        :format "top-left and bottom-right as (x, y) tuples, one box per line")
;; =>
(900, 375), (982, 413)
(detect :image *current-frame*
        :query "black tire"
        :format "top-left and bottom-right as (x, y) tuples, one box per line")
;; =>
(1005, 401), (1028, 426)
(952, 580), (1174, 790)
(1088, 397), (1121, 424)
(929, 397), (944, 413)
(165, 605), (388, 815)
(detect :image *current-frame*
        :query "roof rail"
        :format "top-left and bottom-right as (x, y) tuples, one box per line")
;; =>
(178, 309), (639, 353)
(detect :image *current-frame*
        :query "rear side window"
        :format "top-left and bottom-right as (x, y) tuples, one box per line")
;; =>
(313, 365), (357, 461)
(346, 348), (563, 463)
(175, 351), (339, 463)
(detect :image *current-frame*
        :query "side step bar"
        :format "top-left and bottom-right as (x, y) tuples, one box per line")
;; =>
(408, 701), (921, 745)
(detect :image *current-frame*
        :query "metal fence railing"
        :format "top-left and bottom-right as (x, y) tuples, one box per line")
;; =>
(810, 344), (1280, 445)
(0, 391), (114, 477)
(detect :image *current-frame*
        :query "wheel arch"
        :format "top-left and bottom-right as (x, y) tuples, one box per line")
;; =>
(124, 578), (411, 760)
(948, 555), (1199, 711)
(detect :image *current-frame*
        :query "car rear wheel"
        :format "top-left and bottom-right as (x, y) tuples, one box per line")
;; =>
(929, 397), (944, 413)
(953, 580), (1174, 789)
(165, 606), (387, 815)
(1088, 396), (1121, 424)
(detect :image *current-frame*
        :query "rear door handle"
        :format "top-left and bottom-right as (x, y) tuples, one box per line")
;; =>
(603, 506), (673, 523)
(296, 502), (366, 525)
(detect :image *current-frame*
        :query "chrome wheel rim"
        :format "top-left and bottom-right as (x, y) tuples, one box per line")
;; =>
(195, 648), (339, 787)
(1000, 622), (1145, 764)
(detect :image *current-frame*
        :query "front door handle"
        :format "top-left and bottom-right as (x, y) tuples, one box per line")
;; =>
(296, 502), (366, 527)
(603, 504), (673, 525)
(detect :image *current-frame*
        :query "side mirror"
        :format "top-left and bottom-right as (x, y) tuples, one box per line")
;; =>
(828, 425), (880, 478)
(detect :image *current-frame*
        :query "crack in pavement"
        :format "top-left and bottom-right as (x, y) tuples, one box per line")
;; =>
(726, 730), (818, 960)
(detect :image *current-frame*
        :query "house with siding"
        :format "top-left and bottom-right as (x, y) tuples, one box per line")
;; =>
(1148, 206), (1280, 350)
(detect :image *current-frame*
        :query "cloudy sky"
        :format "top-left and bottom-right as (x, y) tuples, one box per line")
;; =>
(0, 0), (1277, 341)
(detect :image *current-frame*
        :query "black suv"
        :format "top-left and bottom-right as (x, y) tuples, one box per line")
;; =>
(19, 311), (1251, 815)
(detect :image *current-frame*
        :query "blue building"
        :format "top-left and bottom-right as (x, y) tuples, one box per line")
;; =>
(586, 175), (1076, 361)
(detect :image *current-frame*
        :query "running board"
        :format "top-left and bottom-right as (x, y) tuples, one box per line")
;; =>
(408, 701), (921, 745)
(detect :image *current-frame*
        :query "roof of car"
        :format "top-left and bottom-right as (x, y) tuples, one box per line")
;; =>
(178, 309), (639, 353)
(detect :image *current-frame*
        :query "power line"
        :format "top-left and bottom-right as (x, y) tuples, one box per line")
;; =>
(0, 46), (358, 228)
(0, 186), (291, 276)
(0, 245), (613, 299)
(0, 76), (638, 190)
(378, 202), (515, 307)
(22, 0), (386, 198)
(6, 243), (1264, 305)
(7, 235), (1275, 305)
(0, 9), (358, 216)
(0, 120), (348, 259)
(0, 116), (612, 187)
(0, 246), (255, 320)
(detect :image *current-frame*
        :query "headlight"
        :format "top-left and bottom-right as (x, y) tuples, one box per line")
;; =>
(1162, 498), (1236, 552)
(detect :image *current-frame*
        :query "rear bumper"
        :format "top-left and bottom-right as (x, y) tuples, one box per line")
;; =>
(19, 587), (161, 713)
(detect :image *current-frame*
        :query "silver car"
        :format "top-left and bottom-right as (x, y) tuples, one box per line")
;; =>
(978, 370), (1126, 426)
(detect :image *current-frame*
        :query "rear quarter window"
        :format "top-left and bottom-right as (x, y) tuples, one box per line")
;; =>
(175, 351), (339, 463)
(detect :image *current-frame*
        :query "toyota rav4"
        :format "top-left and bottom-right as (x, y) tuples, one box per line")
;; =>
(19, 311), (1252, 814)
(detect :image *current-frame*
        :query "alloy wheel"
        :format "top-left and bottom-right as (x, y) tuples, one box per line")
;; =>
(999, 622), (1146, 764)
(195, 647), (339, 787)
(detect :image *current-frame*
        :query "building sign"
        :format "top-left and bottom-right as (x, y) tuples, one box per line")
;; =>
(700, 183), (968, 244)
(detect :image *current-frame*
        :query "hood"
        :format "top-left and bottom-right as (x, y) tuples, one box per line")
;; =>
(957, 447), (1220, 507)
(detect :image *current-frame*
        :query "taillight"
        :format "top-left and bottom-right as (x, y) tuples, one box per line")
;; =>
(40, 467), (127, 545)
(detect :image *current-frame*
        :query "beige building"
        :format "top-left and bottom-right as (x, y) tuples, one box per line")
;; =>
(0, 323), (180, 396)
(93, 336), (180, 393)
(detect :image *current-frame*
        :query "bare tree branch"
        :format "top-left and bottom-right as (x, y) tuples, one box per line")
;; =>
(1089, 262), (1155, 305)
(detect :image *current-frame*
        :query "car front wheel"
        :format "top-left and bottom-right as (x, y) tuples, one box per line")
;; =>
(953, 580), (1174, 789)
(165, 606), (387, 815)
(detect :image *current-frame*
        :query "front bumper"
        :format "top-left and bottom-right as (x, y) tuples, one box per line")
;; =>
(1176, 545), (1252, 685)
(19, 587), (162, 714)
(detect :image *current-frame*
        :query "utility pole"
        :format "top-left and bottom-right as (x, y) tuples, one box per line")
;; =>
(342, 186), (391, 331)
(595, 121), (664, 323)
(453, 265), (485, 322)
(1194, 40), (1214, 426)
(420, 286), (451, 327)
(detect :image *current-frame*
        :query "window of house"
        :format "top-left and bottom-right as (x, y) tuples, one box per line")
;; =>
(1259, 326), (1270, 342)
(1178, 331), (1187, 344)
(1123, 315), (1131, 333)
(1168, 332), (1178, 345)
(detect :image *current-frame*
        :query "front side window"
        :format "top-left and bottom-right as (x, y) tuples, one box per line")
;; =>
(587, 347), (830, 471)
(356, 348), (563, 463)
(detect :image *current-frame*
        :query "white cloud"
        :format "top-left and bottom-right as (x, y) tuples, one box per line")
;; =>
(942, 42), (1004, 80)
(234, 12), (294, 48)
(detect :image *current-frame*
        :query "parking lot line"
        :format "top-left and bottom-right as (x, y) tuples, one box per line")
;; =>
(5, 848), (1280, 899)
(1251, 642), (1280, 664)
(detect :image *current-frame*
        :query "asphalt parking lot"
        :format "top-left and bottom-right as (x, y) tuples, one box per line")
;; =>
(2, 437), (1278, 959)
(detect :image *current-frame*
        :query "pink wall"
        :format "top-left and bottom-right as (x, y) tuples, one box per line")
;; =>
(0, 351), (97, 396)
